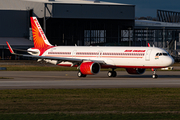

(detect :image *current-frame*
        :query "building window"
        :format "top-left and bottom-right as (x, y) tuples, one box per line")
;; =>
(84, 30), (106, 46)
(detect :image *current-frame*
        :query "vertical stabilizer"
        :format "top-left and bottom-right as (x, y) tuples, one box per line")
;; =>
(30, 17), (52, 48)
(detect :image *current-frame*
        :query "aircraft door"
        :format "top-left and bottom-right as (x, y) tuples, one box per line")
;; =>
(97, 51), (103, 58)
(145, 49), (152, 61)
(72, 50), (77, 58)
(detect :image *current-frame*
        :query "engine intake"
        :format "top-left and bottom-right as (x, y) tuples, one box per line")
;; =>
(80, 62), (100, 75)
(126, 68), (146, 74)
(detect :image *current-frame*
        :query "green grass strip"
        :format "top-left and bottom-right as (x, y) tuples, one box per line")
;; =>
(0, 113), (180, 120)
(0, 65), (125, 71)
(0, 60), (179, 71)
(0, 88), (180, 114)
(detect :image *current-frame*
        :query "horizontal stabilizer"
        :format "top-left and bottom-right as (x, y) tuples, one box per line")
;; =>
(12, 49), (39, 54)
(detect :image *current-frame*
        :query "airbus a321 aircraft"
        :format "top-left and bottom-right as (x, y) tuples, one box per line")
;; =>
(7, 17), (174, 78)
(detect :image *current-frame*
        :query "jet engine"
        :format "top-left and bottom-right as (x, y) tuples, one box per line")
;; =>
(126, 68), (146, 74)
(80, 62), (100, 75)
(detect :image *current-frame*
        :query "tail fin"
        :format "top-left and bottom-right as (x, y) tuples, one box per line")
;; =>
(30, 17), (52, 48)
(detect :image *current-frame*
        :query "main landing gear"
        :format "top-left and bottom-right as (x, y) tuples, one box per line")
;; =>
(77, 71), (86, 77)
(107, 69), (117, 77)
(152, 69), (158, 79)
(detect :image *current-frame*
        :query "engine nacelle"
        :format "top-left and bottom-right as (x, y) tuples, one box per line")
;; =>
(126, 68), (146, 74)
(80, 62), (100, 75)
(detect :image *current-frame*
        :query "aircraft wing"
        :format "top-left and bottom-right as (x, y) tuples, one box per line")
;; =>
(6, 42), (106, 64)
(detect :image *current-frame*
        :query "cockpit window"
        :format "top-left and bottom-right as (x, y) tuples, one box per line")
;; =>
(156, 52), (169, 56)
(163, 53), (168, 56)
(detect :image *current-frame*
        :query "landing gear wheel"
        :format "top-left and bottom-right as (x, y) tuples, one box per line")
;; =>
(112, 71), (117, 77)
(107, 71), (113, 77)
(152, 74), (158, 79)
(77, 71), (86, 77)
(152, 68), (158, 79)
(107, 71), (117, 77)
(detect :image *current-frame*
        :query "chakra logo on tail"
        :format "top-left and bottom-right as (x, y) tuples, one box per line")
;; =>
(30, 17), (52, 48)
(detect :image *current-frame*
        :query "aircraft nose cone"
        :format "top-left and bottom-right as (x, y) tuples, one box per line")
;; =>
(171, 57), (175, 65)
(168, 57), (174, 66)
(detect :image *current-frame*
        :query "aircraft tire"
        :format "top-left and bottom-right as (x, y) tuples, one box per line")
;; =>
(152, 74), (158, 79)
(107, 71), (113, 77)
(77, 71), (86, 77)
(112, 71), (117, 77)
(107, 71), (117, 77)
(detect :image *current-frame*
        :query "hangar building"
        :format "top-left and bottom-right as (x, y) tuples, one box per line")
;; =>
(0, 0), (135, 59)
(0, 0), (180, 61)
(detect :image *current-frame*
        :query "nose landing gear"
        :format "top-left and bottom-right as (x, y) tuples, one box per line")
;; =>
(152, 69), (158, 79)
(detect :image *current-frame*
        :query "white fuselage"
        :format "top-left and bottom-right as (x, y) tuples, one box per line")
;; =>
(38, 46), (174, 69)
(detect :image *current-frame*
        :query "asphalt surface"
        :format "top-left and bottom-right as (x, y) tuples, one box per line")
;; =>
(0, 71), (179, 89)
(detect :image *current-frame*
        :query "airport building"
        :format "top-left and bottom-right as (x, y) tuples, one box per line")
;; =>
(0, 0), (180, 61)
(134, 10), (180, 60)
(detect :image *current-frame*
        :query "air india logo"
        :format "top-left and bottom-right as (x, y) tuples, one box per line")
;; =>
(30, 17), (49, 48)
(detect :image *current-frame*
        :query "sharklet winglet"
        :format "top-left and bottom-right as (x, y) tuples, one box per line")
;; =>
(6, 42), (15, 54)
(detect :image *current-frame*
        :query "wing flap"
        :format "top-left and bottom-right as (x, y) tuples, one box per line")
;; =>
(22, 54), (83, 62)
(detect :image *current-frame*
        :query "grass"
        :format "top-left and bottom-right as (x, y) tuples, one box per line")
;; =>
(0, 65), (126, 71)
(0, 60), (180, 71)
(0, 60), (179, 71)
(0, 88), (180, 113)
(0, 113), (180, 120)
(2, 65), (78, 71)
(1, 88), (180, 119)
(0, 88), (180, 119)
(0, 77), (11, 79)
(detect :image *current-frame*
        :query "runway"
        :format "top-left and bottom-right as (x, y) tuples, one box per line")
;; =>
(0, 71), (180, 89)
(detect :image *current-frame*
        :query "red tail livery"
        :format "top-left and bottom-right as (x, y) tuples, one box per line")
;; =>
(30, 17), (52, 48)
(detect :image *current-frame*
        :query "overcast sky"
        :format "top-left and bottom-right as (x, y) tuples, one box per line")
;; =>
(102, 0), (180, 17)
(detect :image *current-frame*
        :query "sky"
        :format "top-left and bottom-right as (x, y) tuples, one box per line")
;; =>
(101, 0), (180, 17)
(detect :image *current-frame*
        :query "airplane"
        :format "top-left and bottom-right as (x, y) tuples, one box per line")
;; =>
(6, 17), (174, 79)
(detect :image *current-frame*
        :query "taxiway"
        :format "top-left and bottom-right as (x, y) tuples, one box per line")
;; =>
(0, 71), (179, 89)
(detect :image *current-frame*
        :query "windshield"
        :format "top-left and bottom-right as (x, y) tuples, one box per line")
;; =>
(156, 52), (169, 56)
